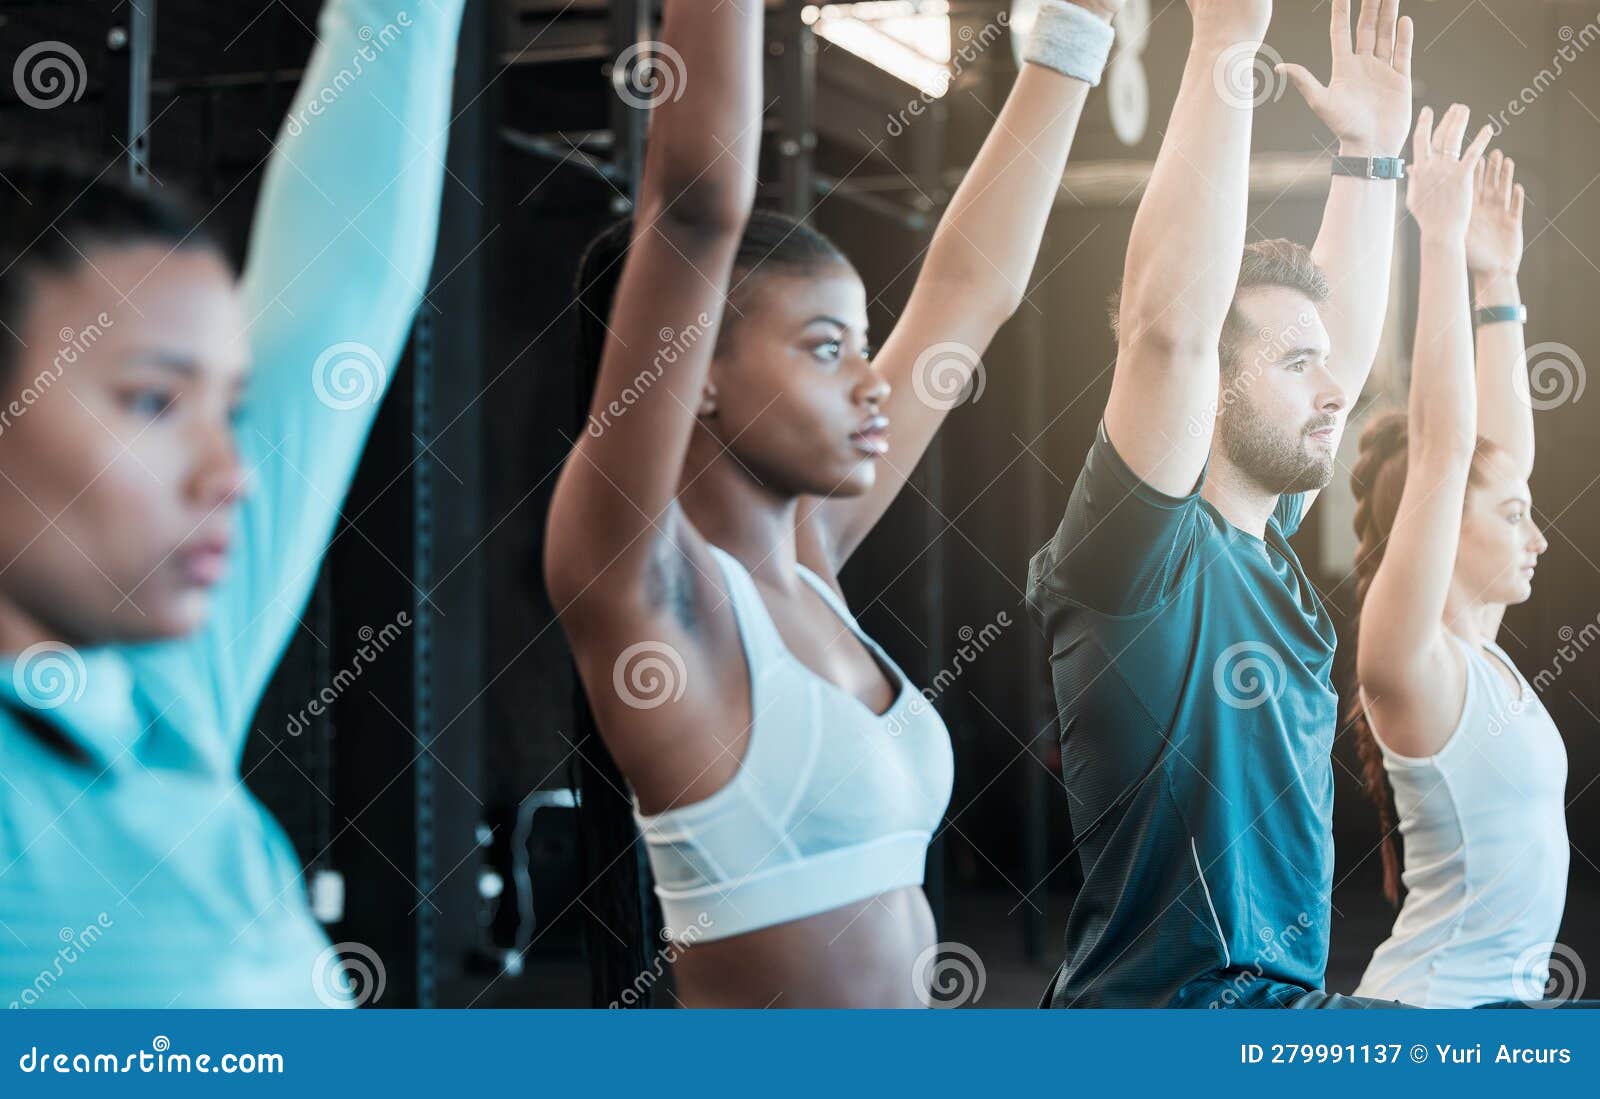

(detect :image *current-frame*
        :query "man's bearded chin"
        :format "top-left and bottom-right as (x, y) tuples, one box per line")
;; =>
(1218, 400), (1335, 496)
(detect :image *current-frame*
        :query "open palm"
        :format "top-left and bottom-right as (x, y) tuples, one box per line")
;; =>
(1465, 150), (1526, 277)
(1279, 0), (1413, 157)
(1405, 105), (1493, 242)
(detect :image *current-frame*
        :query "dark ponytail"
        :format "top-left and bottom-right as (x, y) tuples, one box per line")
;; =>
(1345, 411), (1501, 906)
(566, 219), (654, 1007)
(565, 208), (848, 1006)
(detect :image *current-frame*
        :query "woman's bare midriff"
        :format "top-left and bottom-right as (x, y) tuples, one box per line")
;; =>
(667, 885), (937, 1007)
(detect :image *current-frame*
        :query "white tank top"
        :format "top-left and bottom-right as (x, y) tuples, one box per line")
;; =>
(632, 545), (955, 943)
(1355, 633), (1569, 1007)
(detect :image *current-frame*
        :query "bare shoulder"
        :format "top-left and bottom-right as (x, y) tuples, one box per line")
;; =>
(1361, 632), (1468, 760)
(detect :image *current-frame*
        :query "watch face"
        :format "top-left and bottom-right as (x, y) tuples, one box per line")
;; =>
(1342, 157), (1404, 179)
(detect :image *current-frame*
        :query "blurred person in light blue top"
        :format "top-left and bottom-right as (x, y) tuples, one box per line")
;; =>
(0, 0), (466, 1007)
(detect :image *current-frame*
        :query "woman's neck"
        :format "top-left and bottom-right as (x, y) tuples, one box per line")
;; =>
(1442, 586), (1502, 647)
(676, 451), (802, 589)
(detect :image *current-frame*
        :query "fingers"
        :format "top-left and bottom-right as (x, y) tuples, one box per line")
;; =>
(1276, 64), (1328, 111)
(1462, 123), (1495, 169)
(1375, 0), (1400, 62)
(1355, 0), (1380, 55)
(1485, 154), (1519, 211)
(1512, 183), (1526, 220)
(1394, 16), (1414, 77)
(1332, 0), (1353, 56)
(1434, 103), (1470, 158)
(1484, 149), (1504, 204)
(1412, 105), (1434, 162)
(1474, 158), (1488, 202)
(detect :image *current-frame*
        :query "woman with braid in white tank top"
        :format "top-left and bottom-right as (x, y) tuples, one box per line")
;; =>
(544, 0), (1125, 1006)
(1345, 113), (1584, 1008)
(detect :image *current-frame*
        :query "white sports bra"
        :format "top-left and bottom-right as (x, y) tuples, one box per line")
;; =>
(633, 544), (955, 943)
(1355, 633), (1569, 1007)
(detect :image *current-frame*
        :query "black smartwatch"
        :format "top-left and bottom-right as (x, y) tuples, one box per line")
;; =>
(1332, 155), (1406, 181)
(1473, 304), (1528, 328)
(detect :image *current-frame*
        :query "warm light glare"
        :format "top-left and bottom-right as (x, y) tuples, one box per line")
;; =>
(807, 2), (954, 99)
(1009, 0), (1039, 68)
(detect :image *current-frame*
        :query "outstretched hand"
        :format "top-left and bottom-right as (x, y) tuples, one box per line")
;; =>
(1465, 150), (1526, 278)
(1405, 104), (1494, 243)
(1278, 0), (1413, 157)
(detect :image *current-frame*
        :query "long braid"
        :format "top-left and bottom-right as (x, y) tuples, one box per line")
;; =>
(1345, 412), (1411, 906)
(1345, 411), (1501, 906)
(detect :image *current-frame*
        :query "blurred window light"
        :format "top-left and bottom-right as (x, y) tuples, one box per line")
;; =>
(802, 2), (954, 98)
(1009, 0), (1040, 68)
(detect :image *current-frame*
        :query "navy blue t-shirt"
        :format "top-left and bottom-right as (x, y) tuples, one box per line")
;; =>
(1027, 422), (1338, 1008)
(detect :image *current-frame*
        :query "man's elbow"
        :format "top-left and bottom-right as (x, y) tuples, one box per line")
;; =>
(1114, 298), (1223, 363)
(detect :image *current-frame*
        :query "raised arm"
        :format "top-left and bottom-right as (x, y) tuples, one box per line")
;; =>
(128, 0), (468, 759)
(804, 0), (1117, 568)
(1357, 107), (1493, 754)
(1465, 149), (1532, 476)
(1102, 0), (1270, 496)
(543, 0), (761, 607)
(1280, 0), (1414, 462)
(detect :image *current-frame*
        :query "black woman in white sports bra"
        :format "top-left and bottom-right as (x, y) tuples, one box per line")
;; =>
(544, 0), (1125, 1006)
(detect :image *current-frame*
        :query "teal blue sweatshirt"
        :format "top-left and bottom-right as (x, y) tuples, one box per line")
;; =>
(0, 0), (465, 1007)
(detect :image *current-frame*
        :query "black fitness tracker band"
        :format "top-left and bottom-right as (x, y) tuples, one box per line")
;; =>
(1473, 304), (1528, 328)
(1331, 155), (1406, 180)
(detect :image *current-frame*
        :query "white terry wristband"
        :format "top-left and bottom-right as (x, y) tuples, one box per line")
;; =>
(1021, 1), (1116, 87)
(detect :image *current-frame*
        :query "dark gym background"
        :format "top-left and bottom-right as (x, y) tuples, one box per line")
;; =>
(4, 0), (1596, 1006)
